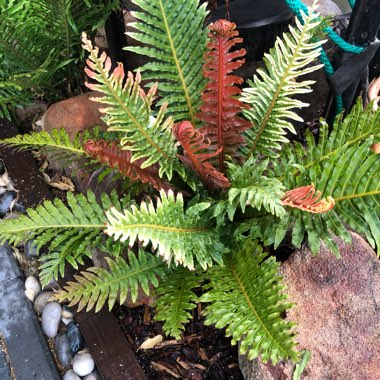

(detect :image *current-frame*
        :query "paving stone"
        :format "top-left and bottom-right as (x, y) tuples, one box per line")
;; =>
(0, 245), (60, 380)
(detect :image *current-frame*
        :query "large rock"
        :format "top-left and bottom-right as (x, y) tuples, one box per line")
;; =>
(240, 232), (380, 379)
(41, 91), (107, 138)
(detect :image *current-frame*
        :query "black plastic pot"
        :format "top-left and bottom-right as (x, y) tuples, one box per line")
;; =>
(208, 0), (293, 60)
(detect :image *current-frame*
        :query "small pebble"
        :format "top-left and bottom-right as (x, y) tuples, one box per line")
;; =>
(62, 369), (81, 380)
(41, 302), (62, 338)
(24, 240), (39, 259)
(24, 288), (37, 302)
(61, 307), (74, 325)
(72, 350), (95, 377)
(34, 291), (54, 315)
(0, 190), (17, 217)
(54, 333), (73, 368)
(83, 369), (101, 380)
(25, 275), (41, 294)
(67, 321), (83, 354)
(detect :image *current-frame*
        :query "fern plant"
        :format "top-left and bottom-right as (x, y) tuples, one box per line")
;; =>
(1, 0), (379, 367)
(0, 0), (119, 119)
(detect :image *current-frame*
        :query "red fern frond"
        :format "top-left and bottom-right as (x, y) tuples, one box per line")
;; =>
(173, 121), (230, 189)
(281, 184), (335, 213)
(84, 139), (172, 192)
(197, 19), (251, 172)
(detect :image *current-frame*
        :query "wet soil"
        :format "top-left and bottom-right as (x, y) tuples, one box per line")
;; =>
(114, 305), (244, 380)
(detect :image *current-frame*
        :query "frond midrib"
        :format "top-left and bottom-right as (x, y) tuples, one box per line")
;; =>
(110, 223), (211, 233)
(2, 224), (105, 235)
(279, 130), (380, 182)
(2, 141), (87, 156)
(158, 0), (195, 125)
(247, 23), (311, 157)
(335, 189), (380, 202)
(78, 262), (163, 296)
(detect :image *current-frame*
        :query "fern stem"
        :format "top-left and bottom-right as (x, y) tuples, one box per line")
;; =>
(158, 0), (196, 126)
(63, 2), (73, 90)
(335, 190), (380, 202)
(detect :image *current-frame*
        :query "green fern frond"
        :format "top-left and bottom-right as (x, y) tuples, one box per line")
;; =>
(154, 267), (199, 338)
(227, 158), (286, 219)
(82, 34), (180, 179)
(240, 5), (324, 158)
(0, 191), (126, 286)
(0, 0), (118, 115)
(105, 190), (227, 269)
(264, 101), (380, 255)
(124, 0), (208, 125)
(0, 80), (31, 119)
(54, 250), (167, 312)
(0, 128), (90, 157)
(200, 238), (298, 364)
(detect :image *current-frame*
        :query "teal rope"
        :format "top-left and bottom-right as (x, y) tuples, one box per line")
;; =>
(348, 0), (356, 8)
(285, 0), (364, 113)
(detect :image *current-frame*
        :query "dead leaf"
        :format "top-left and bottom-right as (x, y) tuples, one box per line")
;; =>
(48, 176), (75, 191)
(139, 334), (163, 350)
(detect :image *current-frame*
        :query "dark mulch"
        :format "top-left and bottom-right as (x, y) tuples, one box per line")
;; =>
(113, 305), (244, 380)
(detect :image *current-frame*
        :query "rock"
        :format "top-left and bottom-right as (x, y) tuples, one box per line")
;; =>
(61, 307), (74, 325)
(83, 369), (102, 380)
(54, 333), (73, 368)
(41, 301), (62, 338)
(24, 275), (41, 301)
(15, 100), (48, 132)
(24, 239), (39, 259)
(62, 369), (81, 380)
(41, 91), (107, 139)
(25, 275), (41, 294)
(239, 232), (380, 379)
(67, 321), (84, 354)
(0, 190), (18, 217)
(34, 291), (55, 315)
(303, 0), (342, 15)
(72, 350), (95, 377)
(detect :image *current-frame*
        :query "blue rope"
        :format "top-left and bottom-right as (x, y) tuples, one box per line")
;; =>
(285, 0), (364, 113)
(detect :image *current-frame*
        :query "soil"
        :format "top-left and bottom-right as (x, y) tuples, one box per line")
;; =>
(114, 305), (244, 380)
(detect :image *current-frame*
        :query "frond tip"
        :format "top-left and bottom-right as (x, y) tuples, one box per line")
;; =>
(154, 267), (199, 339)
(173, 121), (230, 190)
(197, 19), (251, 171)
(281, 184), (335, 213)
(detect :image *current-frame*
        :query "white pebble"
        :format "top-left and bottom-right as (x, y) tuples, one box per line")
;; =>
(73, 351), (95, 377)
(62, 369), (81, 380)
(61, 308), (74, 325)
(41, 302), (62, 338)
(25, 276), (41, 294)
(83, 370), (101, 380)
(24, 288), (36, 302)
